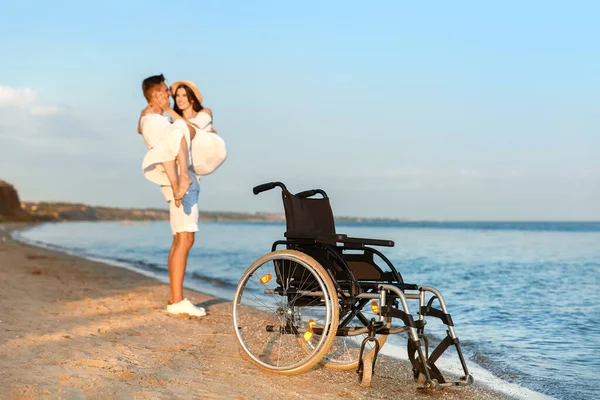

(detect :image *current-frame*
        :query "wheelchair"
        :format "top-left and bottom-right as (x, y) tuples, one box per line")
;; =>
(233, 182), (473, 389)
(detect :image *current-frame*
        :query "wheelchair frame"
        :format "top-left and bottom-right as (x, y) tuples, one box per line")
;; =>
(233, 181), (473, 389)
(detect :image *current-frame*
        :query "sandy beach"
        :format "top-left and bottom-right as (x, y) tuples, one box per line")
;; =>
(0, 223), (506, 400)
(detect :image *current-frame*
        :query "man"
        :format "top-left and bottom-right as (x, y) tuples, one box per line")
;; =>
(139, 74), (206, 317)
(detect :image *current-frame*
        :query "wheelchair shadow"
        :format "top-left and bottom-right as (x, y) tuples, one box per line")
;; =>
(194, 297), (230, 309)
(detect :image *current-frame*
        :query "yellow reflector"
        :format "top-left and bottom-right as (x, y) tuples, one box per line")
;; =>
(259, 274), (272, 284)
(371, 301), (380, 315)
(302, 330), (313, 342)
(308, 319), (316, 328)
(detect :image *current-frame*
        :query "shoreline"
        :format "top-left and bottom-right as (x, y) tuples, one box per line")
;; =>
(1, 222), (511, 399)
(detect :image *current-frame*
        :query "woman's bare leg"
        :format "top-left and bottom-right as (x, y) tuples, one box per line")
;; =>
(173, 137), (193, 201)
(160, 137), (192, 208)
(161, 160), (182, 206)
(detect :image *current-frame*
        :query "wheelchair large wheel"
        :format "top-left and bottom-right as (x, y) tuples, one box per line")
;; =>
(233, 250), (339, 375)
(307, 296), (390, 371)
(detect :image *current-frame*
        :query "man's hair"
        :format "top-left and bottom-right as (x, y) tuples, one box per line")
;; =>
(142, 74), (165, 101)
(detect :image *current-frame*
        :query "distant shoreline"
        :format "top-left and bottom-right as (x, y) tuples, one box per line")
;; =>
(1, 200), (597, 225)
(13, 200), (410, 223)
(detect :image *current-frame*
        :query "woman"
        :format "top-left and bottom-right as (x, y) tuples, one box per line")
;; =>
(171, 81), (226, 177)
(170, 80), (213, 135)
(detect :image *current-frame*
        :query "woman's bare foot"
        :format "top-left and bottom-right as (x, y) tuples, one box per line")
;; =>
(173, 175), (193, 204)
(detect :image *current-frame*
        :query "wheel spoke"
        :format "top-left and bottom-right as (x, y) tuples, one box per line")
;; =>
(233, 250), (339, 374)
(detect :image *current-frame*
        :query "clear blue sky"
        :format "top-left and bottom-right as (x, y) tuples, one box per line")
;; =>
(1, 0), (598, 220)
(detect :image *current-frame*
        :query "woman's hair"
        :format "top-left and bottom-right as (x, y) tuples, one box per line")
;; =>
(173, 85), (203, 116)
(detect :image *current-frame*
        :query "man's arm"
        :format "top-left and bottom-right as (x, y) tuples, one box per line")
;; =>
(137, 110), (144, 134)
(137, 105), (161, 134)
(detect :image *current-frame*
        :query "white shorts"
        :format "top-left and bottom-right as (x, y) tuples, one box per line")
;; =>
(161, 178), (200, 236)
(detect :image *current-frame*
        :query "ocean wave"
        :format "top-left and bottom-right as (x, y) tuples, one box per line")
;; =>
(189, 271), (238, 288)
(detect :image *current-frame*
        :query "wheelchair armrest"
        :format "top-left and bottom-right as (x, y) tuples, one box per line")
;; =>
(284, 232), (348, 242)
(284, 232), (394, 247)
(340, 236), (395, 248)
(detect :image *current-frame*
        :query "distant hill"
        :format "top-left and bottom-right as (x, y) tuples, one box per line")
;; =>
(1, 179), (405, 224)
(1, 179), (285, 223)
(0, 180), (32, 221)
(19, 202), (286, 223)
(18, 202), (404, 223)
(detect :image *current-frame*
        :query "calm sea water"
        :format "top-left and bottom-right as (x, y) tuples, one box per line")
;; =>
(13, 221), (600, 400)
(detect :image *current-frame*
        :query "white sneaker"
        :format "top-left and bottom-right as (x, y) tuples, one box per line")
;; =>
(166, 299), (206, 317)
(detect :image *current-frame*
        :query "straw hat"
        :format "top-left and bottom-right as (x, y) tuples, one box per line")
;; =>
(170, 80), (203, 104)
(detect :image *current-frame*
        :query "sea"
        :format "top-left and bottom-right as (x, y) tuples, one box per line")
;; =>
(12, 220), (600, 400)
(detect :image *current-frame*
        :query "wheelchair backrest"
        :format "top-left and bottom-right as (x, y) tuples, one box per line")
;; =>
(281, 190), (336, 244)
(279, 188), (389, 284)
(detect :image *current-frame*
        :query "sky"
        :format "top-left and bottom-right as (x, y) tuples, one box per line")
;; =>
(0, 0), (598, 221)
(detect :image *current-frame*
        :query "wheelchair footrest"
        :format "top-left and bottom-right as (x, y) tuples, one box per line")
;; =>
(408, 333), (472, 390)
(438, 375), (474, 387)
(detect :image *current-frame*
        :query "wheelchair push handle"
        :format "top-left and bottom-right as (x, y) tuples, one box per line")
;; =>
(252, 181), (287, 195)
(295, 189), (329, 199)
